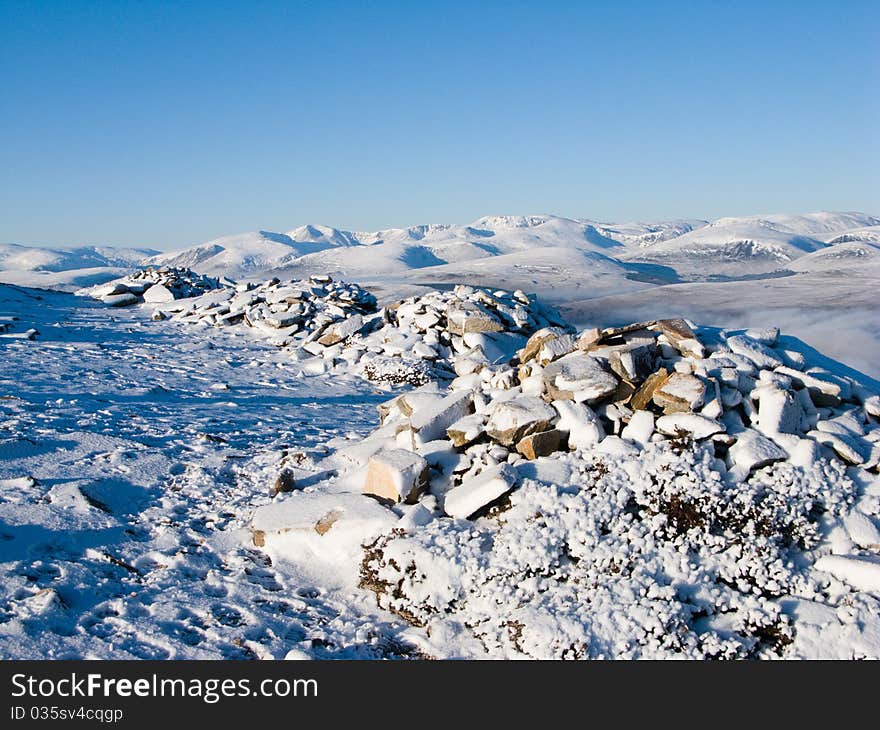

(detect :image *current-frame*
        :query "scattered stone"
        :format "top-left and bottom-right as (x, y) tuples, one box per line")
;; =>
(552, 401), (605, 449)
(252, 491), (396, 547)
(808, 430), (870, 465)
(542, 352), (618, 404)
(516, 429), (564, 459)
(631, 368), (669, 411)
(410, 391), (474, 444)
(446, 301), (505, 335)
(656, 413), (724, 439)
(79, 267), (223, 306)
(655, 318), (704, 358)
(486, 397), (557, 446)
(726, 334), (783, 369)
(363, 449), (430, 503)
(142, 283), (176, 303)
(444, 464), (517, 519)
(745, 327), (779, 346)
(271, 469), (297, 497)
(755, 386), (802, 435)
(446, 414), (487, 447)
(652, 373), (706, 413)
(728, 429), (788, 474)
(102, 292), (140, 307)
(621, 410), (655, 447)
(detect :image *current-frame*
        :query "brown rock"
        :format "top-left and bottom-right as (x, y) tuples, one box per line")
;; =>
(363, 449), (429, 504)
(314, 510), (343, 535)
(317, 331), (343, 346)
(520, 329), (561, 364)
(576, 327), (602, 350)
(608, 343), (657, 383)
(631, 368), (670, 411)
(655, 318), (704, 358)
(516, 429), (564, 459)
(271, 469), (296, 497)
(652, 373), (706, 414)
(252, 530), (265, 547)
(655, 318), (695, 342)
(609, 378), (636, 404)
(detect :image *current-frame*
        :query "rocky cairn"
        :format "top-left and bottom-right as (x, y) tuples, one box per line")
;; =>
(251, 303), (880, 658)
(83, 267), (880, 657)
(78, 267), (224, 307)
(351, 317), (879, 516)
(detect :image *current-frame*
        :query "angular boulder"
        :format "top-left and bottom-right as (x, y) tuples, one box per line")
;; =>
(363, 449), (429, 503)
(542, 352), (618, 404)
(486, 396), (557, 447)
(444, 464), (517, 519)
(516, 429), (564, 460)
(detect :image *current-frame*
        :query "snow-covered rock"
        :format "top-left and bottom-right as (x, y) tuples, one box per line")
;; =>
(486, 397), (557, 447)
(443, 464), (517, 519)
(363, 449), (429, 503)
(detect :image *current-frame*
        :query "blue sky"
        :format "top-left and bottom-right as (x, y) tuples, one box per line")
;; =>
(1, 0), (877, 249)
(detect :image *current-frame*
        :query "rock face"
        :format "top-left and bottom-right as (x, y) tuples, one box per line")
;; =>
(363, 449), (429, 503)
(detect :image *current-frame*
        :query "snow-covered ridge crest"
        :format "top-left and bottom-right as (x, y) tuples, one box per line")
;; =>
(3, 273), (880, 659)
(133, 210), (879, 281)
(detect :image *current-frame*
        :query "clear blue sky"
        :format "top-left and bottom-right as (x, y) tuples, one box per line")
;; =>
(1, 0), (877, 249)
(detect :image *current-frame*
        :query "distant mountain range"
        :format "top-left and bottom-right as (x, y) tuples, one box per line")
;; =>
(2, 211), (878, 292)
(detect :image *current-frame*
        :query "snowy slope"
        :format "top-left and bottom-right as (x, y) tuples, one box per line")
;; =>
(591, 219), (708, 247)
(824, 226), (880, 244)
(0, 243), (157, 273)
(5, 211), (878, 291)
(620, 212), (880, 278)
(142, 211), (880, 283)
(791, 241), (880, 274)
(143, 230), (360, 276)
(147, 215), (632, 280)
(3, 280), (880, 660)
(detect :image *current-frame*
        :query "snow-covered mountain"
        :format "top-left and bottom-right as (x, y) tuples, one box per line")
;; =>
(618, 211), (880, 278)
(0, 243), (158, 272)
(141, 228), (360, 274)
(590, 219), (708, 247)
(143, 211), (880, 282)
(145, 215), (633, 279)
(0, 243), (160, 290)
(4, 211), (878, 288)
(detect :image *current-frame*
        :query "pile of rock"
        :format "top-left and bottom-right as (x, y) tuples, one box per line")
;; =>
(78, 267), (225, 307)
(349, 285), (569, 385)
(249, 308), (880, 658)
(154, 275), (379, 370)
(346, 317), (879, 517)
(155, 279), (567, 384)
